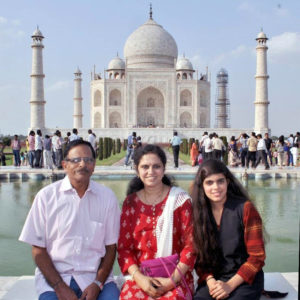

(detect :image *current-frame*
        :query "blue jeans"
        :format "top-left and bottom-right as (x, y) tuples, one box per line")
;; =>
(124, 148), (133, 165)
(28, 150), (35, 168)
(13, 149), (21, 166)
(39, 278), (119, 300)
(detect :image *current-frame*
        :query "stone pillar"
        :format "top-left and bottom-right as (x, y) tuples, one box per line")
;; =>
(73, 67), (83, 128)
(215, 68), (229, 128)
(254, 31), (269, 133)
(30, 27), (46, 130)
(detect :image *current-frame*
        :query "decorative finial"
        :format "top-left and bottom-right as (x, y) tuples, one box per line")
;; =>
(261, 27), (263, 32)
(117, 51), (119, 57)
(183, 53), (185, 58)
(150, 3), (153, 19)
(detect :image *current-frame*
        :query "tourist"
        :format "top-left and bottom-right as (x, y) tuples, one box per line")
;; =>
(11, 134), (21, 167)
(0, 151), (6, 166)
(192, 159), (265, 300)
(19, 140), (120, 300)
(291, 133), (299, 167)
(212, 134), (224, 161)
(287, 134), (294, 166)
(200, 132), (208, 160)
(239, 133), (249, 167)
(118, 144), (195, 299)
(264, 133), (273, 166)
(124, 131), (136, 166)
(255, 134), (270, 170)
(246, 132), (257, 169)
(170, 131), (182, 168)
(228, 136), (239, 167)
(275, 135), (285, 169)
(190, 138), (199, 166)
(35, 129), (43, 168)
(52, 130), (63, 169)
(28, 130), (35, 168)
(43, 135), (54, 169)
(203, 134), (213, 161)
(88, 129), (97, 151)
(69, 128), (80, 142)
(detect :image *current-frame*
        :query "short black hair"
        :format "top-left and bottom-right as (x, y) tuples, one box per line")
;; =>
(64, 140), (95, 159)
(72, 128), (78, 134)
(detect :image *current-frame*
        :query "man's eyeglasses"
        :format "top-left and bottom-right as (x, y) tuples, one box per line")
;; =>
(65, 157), (95, 164)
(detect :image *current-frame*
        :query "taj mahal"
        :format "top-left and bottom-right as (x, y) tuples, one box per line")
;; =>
(29, 7), (270, 142)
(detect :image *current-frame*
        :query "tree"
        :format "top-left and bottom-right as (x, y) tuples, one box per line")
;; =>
(116, 138), (121, 153)
(99, 138), (104, 160)
(0, 136), (11, 152)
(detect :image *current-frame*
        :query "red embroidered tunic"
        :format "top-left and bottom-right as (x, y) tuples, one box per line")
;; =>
(118, 190), (196, 300)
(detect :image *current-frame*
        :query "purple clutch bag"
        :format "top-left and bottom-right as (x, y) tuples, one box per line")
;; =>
(140, 253), (179, 278)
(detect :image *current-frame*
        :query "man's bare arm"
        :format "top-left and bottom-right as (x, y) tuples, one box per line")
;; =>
(32, 245), (77, 300)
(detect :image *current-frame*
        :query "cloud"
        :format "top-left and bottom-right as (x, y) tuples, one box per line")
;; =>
(237, 1), (254, 13)
(46, 80), (72, 92)
(0, 17), (25, 46)
(268, 32), (300, 63)
(0, 16), (7, 24)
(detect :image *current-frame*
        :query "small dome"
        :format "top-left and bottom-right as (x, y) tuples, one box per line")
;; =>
(218, 68), (228, 76)
(74, 67), (82, 74)
(32, 27), (44, 38)
(176, 56), (193, 70)
(124, 18), (178, 68)
(108, 56), (125, 70)
(256, 31), (267, 40)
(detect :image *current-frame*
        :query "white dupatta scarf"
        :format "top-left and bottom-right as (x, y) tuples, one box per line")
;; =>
(155, 186), (191, 258)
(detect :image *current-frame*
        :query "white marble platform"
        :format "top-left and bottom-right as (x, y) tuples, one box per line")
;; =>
(0, 273), (298, 300)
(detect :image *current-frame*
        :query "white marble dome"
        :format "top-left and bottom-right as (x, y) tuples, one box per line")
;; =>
(124, 18), (178, 68)
(32, 28), (44, 38)
(176, 56), (193, 70)
(218, 68), (228, 76)
(257, 31), (267, 39)
(108, 56), (125, 70)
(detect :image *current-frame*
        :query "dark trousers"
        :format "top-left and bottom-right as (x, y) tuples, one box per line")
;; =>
(194, 271), (264, 300)
(240, 148), (248, 167)
(246, 151), (256, 168)
(213, 150), (222, 160)
(35, 149), (42, 167)
(172, 145), (180, 168)
(255, 150), (270, 168)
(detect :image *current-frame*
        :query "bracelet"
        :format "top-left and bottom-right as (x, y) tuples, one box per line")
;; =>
(93, 279), (104, 291)
(52, 279), (63, 290)
(131, 269), (139, 280)
(206, 277), (214, 283)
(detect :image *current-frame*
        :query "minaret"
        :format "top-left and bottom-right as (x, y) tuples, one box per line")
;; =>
(30, 27), (46, 129)
(215, 68), (230, 128)
(254, 30), (269, 132)
(73, 67), (83, 128)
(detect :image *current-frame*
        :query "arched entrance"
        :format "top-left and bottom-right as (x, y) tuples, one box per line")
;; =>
(137, 87), (164, 127)
(180, 112), (192, 128)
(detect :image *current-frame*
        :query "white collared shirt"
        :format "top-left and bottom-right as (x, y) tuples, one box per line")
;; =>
(19, 176), (120, 295)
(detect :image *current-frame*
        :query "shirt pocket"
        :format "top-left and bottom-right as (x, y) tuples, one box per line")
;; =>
(86, 221), (105, 251)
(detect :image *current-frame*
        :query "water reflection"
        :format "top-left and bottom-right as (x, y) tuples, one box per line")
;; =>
(0, 177), (299, 275)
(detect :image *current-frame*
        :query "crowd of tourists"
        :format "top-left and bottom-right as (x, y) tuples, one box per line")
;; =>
(19, 141), (274, 300)
(188, 131), (300, 169)
(8, 128), (97, 169)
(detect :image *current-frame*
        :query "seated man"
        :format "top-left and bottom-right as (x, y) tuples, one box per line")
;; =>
(19, 140), (120, 300)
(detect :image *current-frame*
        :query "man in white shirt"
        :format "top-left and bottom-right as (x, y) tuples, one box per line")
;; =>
(254, 134), (270, 170)
(69, 128), (80, 142)
(87, 129), (97, 151)
(35, 129), (43, 168)
(203, 133), (213, 160)
(19, 140), (120, 300)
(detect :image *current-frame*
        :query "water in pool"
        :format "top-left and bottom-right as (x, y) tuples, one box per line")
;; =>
(0, 177), (299, 275)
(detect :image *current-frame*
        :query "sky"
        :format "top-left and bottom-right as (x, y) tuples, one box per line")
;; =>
(0, 0), (299, 137)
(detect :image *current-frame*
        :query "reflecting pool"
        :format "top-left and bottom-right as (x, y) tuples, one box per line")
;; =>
(0, 177), (299, 276)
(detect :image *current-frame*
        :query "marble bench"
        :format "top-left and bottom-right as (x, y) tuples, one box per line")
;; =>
(0, 273), (298, 300)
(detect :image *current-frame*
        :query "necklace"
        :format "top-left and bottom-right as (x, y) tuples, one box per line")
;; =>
(143, 185), (165, 206)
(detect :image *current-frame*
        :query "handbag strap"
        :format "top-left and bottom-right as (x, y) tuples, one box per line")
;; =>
(158, 256), (193, 300)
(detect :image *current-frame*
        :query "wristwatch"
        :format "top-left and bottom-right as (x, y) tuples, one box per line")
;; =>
(93, 279), (104, 291)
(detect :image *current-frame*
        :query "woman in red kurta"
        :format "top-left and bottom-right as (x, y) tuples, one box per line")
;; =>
(118, 144), (195, 299)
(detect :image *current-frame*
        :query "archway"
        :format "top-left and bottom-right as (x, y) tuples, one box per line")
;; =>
(109, 89), (121, 106)
(137, 87), (164, 127)
(180, 89), (192, 106)
(109, 111), (121, 128)
(94, 90), (101, 106)
(94, 112), (101, 128)
(180, 112), (192, 128)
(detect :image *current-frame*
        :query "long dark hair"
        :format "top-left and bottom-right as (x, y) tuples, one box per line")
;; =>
(126, 144), (174, 195)
(191, 159), (250, 273)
